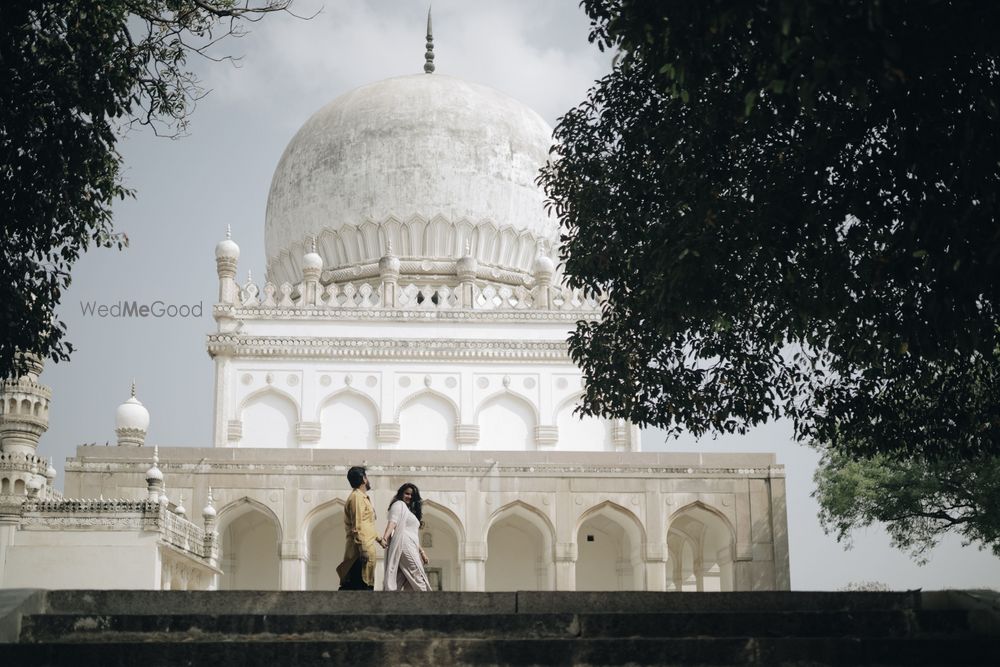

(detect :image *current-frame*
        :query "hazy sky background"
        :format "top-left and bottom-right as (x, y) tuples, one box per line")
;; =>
(37, 0), (999, 590)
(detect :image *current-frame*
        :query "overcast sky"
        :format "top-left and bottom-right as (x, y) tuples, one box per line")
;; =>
(37, 0), (999, 591)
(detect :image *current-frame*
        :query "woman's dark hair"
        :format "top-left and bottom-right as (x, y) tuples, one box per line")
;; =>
(388, 482), (422, 522)
(346, 466), (367, 489)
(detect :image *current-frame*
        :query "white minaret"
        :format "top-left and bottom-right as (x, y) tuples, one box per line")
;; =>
(215, 225), (241, 305)
(0, 353), (51, 456)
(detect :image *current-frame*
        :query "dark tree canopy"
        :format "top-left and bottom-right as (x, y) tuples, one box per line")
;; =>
(540, 0), (1000, 460)
(1, 0), (292, 381)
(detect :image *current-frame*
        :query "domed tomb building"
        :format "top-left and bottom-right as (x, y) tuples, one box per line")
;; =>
(0, 39), (789, 593)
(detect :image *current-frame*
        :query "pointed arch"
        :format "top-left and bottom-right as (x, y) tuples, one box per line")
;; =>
(667, 500), (736, 592)
(217, 497), (282, 591)
(420, 499), (465, 591)
(555, 392), (609, 452)
(421, 498), (466, 544)
(239, 387), (299, 449)
(485, 500), (556, 591)
(485, 500), (556, 548)
(302, 498), (348, 591)
(576, 500), (647, 544)
(575, 500), (646, 591)
(475, 390), (538, 451)
(217, 496), (284, 541)
(300, 497), (347, 547)
(397, 389), (458, 450)
(317, 388), (378, 449)
(667, 500), (736, 543)
(395, 388), (460, 422)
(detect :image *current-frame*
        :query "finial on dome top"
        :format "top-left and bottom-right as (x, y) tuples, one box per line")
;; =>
(424, 7), (435, 74)
(387, 240), (394, 256)
(247, 268), (253, 284)
(130, 378), (136, 398)
(464, 239), (471, 256)
(226, 224), (232, 240)
(311, 235), (317, 254)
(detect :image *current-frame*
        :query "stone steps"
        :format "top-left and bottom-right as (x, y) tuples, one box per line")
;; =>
(16, 610), (986, 642)
(6, 636), (1000, 666)
(3, 590), (998, 666)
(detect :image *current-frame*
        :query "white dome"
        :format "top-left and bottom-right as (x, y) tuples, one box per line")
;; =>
(265, 74), (557, 284)
(116, 396), (149, 432)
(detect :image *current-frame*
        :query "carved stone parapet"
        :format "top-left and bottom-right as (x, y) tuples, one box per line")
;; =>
(534, 425), (559, 448)
(207, 335), (576, 364)
(455, 424), (480, 447)
(375, 423), (400, 444)
(226, 420), (243, 443)
(296, 421), (321, 444)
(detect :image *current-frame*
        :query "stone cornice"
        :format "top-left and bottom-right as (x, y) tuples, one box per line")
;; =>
(206, 334), (576, 362)
(64, 458), (784, 480)
(213, 304), (598, 324)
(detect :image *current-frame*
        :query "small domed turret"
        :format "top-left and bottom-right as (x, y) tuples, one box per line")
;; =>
(215, 225), (240, 261)
(116, 382), (149, 447)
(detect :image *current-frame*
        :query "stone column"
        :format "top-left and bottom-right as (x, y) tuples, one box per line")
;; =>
(555, 542), (577, 590)
(769, 468), (791, 591)
(280, 541), (307, 590)
(462, 541), (486, 591)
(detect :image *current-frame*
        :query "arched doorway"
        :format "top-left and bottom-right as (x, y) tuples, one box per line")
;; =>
(576, 502), (645, 590)
(667, 503), (735, 592)
(219, 500), (281, 590)
(485, 502), (554, 591)
(304, 502), (347, 590)
(420, 500), (464, 590)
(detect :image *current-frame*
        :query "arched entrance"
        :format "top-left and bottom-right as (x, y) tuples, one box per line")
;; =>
(575, 502), (645, 590)
(485, 502), (554, 591)
(304, 501), (347, 590)
(218, 499), (281, 590)
(667, 503), (735, 592)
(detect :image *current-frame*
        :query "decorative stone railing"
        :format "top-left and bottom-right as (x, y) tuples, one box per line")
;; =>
(235, 278), (600, 312)
(18, 498), (217, 563)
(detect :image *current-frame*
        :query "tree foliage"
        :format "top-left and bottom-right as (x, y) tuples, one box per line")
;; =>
(540, 0), (1000, 460)
(1, 0), (292, 381)
(814, 447), (1000, 560)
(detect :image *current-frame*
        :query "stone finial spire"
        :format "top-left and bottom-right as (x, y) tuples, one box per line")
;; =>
(424, 7), (435, 73)
(130, 378), (136, 397)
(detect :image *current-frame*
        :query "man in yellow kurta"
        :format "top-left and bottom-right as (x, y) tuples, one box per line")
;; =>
(337, 466), (386, 590)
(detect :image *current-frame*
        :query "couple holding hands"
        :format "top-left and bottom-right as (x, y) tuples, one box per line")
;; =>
(336, 465), (432, 592)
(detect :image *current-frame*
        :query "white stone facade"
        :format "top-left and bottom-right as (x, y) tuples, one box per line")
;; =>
(0, 60), (790, 593)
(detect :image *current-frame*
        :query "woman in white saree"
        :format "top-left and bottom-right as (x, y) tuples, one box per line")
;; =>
(381, 483), (431, 591)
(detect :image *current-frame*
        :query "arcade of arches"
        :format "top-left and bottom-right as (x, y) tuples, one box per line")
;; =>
(211, 475), (782, 592)
(63, 448), (789, 592)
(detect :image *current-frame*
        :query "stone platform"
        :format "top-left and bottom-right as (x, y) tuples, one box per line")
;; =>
(2, 589), (999, 665)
